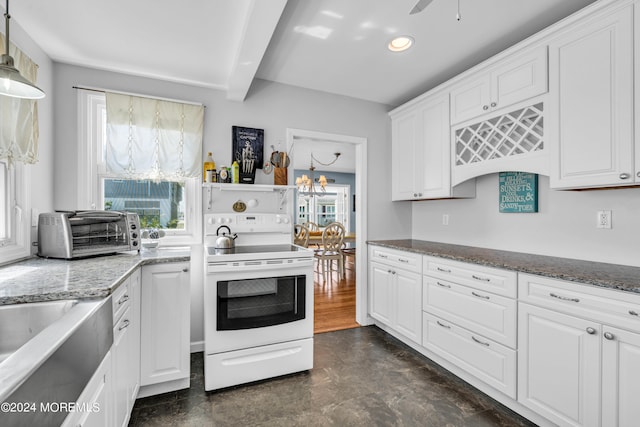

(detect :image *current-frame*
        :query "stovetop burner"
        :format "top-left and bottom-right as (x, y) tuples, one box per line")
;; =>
(207, 244), (304, 256)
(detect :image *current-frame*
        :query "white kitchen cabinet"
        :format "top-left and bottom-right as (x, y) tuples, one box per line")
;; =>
(390, 93), (474, 201)
(139, 262), (190, 395)
(421, 256), (518, 398)
(548, 4), (635, 189)
(450, 46), (548, 125)
(62, 351), (112, 427)
(518, 302), (601, 427)
(601, 326), (640, 427)
(518, 273), (640, 427)
(112, 270), (140, 427)
(369, 247), (422, 344)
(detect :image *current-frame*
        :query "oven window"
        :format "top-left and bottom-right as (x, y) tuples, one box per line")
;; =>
(217, 275), (306, 330)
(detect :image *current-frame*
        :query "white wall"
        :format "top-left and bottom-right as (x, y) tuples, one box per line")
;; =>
(412, 174), (640, 267)
(3, 7), (55, 251)
(52, 63), (411, 343)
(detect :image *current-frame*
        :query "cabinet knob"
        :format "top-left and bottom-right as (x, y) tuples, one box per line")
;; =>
(413, 193), (418, 197)
(490, 102), (497, 108)
(586, 327), (597, 335)
(637, 172), (640, 178)
(619, 173), (630, 180)
(482, 105), (489, 111)
(182, 268), (189, 272)
(604, 332), (615, 340)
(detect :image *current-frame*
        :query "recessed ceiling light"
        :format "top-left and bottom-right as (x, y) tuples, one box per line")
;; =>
(388, 36), (414, 52)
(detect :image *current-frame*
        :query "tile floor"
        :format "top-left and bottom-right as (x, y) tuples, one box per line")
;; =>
(129, 327), (537, 426)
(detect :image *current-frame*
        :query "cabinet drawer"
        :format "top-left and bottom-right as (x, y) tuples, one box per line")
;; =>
(112, 278), (130, 323)
(519, 273), (640, 332)
(424, 256), (517, 298)
(369, 246), (422, 274)
(423, 312), (516, 398)
(423, 276), (516, 348)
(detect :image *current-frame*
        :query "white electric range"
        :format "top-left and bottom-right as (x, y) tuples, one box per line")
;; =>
(203, 213), (314, 391)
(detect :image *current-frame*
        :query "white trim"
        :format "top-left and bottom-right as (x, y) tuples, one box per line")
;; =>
(286, 128), (370, 326)
(0, 162), (31, 265)
(74, 85), (204, 107)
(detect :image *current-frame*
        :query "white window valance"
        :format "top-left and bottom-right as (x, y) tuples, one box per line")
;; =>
(105, 92), (204, 180)
(0, 33), (39, 165)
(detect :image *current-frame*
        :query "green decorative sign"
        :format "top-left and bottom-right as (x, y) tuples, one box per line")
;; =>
(499, 172), (538, 213)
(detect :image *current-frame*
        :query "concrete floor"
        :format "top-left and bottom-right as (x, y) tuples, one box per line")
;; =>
(129, 326), (537, 426)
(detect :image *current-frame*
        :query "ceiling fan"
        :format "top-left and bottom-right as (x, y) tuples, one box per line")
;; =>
(410, 0), (462, 21)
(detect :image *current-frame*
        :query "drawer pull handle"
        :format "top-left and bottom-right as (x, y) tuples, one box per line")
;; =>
(436, 320), (451, 329)
(550, 293), (580, 303)
(398, 258), (409, 263)
(471, 275), (490, 282)
(118, 294), (129, 305)
(436, 282), (451, 288)
(387, 270), (396, 275)
(471, 291), (490, 300)
(379, 254), (388, 259)
(119, 319), (130, 331)
(629, 310), (639, 317)
(471, 336), (490, 347)
(436, 267), (451, 273)
(604, 332), (615, 340)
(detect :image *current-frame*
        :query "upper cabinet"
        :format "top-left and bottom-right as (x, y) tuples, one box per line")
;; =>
(391, 93), (475, 201)
(450, 46), (548, 126)
(548, 3), (635, 189)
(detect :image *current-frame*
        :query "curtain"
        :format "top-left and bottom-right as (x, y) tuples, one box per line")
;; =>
(0, 33), (39, 165)
(105, 92), (204, 180)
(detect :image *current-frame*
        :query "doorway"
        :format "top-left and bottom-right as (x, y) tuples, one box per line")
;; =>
(286, 128), (368, 333)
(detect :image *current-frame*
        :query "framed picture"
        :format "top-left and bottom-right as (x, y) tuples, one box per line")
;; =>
(499, 172), (538, 213)
(232, 126), (264, 183)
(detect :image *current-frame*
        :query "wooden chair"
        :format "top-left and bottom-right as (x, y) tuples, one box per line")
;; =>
(303, 221), (319, 232)
(293, 224), (310, 248)
(313, 222), (345, 283)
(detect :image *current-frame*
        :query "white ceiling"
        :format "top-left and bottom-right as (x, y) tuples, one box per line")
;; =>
(8, 0), (597, 171)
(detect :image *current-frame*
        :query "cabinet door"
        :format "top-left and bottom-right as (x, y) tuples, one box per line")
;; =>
(491, 46), (548, 111)
(416, 95), (451, 199)
(391, 109), (420, 200)
(369, 262), (393, 325)
(140, 263), (190, 386)
(128, 270), (141, 404)
(394, 269), (422, 344)
(518, 303), (601, 427)
(602, 326), (640, 427)
(549, 5), (634, 189)
(112, 306), (131, 427)
(450, 75), (491, 124)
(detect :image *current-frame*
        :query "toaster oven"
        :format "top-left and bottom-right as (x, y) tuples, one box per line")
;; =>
(37, 211), (141, 259)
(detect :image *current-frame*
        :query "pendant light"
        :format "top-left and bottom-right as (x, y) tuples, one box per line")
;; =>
(0, 0), (45, 99)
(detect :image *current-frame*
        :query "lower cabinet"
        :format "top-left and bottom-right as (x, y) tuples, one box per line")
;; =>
(518, 273), (640, 427)
(140, 262), (191, 393)
(369, 247), (422, 344)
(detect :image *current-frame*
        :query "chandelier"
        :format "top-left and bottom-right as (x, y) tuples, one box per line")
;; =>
(296, 152), (341, 196)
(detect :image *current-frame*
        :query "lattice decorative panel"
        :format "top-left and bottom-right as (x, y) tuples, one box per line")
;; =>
(455, 103), (544, 166)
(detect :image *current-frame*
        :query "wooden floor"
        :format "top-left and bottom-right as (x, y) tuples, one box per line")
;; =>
(313, 253), (360, 334)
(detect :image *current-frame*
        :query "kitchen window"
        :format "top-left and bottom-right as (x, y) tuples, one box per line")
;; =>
(77, 90), (202, 244)
(0, 160), (30, 264)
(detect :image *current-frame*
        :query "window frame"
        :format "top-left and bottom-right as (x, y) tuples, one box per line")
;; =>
(77, 90), (201, 245)
(0, 159), (31, 264)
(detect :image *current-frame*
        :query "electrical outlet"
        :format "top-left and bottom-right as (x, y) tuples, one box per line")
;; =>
(442, 214), (449, 226)
(597, 210), (612, 229)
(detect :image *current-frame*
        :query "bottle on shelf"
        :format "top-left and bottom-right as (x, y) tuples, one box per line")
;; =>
(231, 161), (240, 184)
(204, 152), (217, 183)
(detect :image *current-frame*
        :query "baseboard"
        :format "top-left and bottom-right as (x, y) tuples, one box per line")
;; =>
(190, 340), (204, 353)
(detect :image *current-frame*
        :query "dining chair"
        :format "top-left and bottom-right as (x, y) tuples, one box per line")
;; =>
(303, 221), (319, 232)
(293, 224), (310, 248)
(313, 222), (345, 283)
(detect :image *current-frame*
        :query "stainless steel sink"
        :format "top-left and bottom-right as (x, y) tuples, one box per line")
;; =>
(0, 299), (79, 364)
(0, 297), (112, 426)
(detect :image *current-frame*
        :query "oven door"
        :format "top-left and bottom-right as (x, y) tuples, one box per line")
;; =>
(204, 260), (313, 354)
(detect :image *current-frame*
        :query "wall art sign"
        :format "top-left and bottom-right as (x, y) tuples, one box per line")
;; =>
(499, 172), (538, 213)
(232, 126), (264, 184)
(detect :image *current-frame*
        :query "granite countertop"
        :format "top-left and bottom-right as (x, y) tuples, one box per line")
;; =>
(0, 248), (191, 305)
(368, 239), (640, 295)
